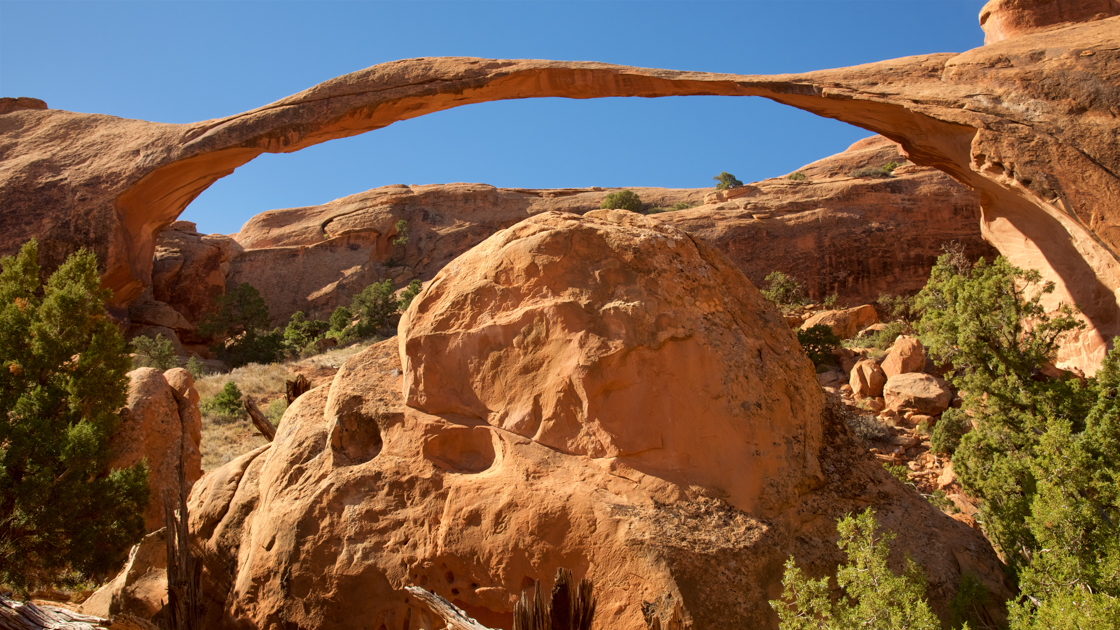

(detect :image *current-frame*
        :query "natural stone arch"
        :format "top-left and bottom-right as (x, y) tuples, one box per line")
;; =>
(0, 15), (1117, 370)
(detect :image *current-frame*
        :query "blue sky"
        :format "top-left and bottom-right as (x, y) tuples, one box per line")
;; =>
(1, 1), (986, 235)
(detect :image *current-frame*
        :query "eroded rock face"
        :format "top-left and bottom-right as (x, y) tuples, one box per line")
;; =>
(187, 213), (1011, 630)
(980, 0), (1119, 44)
(152, 221), (242, 336)
(221, 136), (993, 326)
(110, 368), (203, 533)
(401, 210), (821, 512)
(3, 12), (1118, 373)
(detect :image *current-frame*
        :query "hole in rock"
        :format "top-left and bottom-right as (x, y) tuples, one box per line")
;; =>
(422, 425), (497, 474)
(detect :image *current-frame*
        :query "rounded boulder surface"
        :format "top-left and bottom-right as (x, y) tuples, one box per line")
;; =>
(881, 335), (927, 379)
(884, 373), (953, 415)
(400, 209), (824, 513)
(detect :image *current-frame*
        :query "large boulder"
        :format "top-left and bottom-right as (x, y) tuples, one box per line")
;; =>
(884, 373), (954, 415)
(801, 305), (878, 340)
(881, 335), (927, 379)
(850, 359), (887, 399)
(186, 212), (1010, 630)
(109, 368), (203, 533)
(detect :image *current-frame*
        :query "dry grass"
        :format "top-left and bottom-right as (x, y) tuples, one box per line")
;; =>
(201, 415), (269, 472)
(195, 341), (372, 473)
(195, 362), (294, 401)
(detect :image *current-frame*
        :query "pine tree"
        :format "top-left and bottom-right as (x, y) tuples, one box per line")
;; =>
(0, 240), (148, 592)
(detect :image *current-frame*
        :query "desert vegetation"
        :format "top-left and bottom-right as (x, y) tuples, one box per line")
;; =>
(599, 189), (643, 212)
(0, 242), (148, 593)
(772, 250), (1120, 628)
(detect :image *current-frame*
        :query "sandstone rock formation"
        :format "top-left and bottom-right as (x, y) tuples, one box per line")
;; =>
(185, 212), (1010, 630)
(884, 373), (954, 415)
(881, 335), (927, 379)
(850, 359), (887, 399)
(800, 305), (879, 340)
(980, 0), (1119, 44)
(151, 221), (242, 337)
(110, 368), (203, 533)
(2, 5), (1117, 370)
(171, 135), (991, 327)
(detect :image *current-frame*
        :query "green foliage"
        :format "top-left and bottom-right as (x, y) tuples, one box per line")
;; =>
(788, 171), (807, 181)
(264, 398), (288, 426)
(851, 162), (900, 179)
(930, 407), (970, 455)
(713, 171), (743, 190)
(770, 509), (940, 630)
(797, 324), (840, 367)
(198, 282), (271, 341)
(203, 381), (244, 419)
(761, 271), (804, 311)
(392, 219), (410, 246)
(283, 311), (329, 355)
(847, 322), (905, 352)
(823, 293), (838, 309)
(199, 282), (282, 367)
(0, 241), (148, 592)
(185, 356), (206, 380)
(915, 250), (1120, 624)
(130, 333), (178, 370)
(328, 306), (353, 336)
(883, 463), (911, 485)
(599, 189), (643, 212)
(876, 292), (917, 323)
(643, 201), (694, 215)
(399, 279), (423, 311)
(949, 572), (989, 628)
(351, 279), (400, 338)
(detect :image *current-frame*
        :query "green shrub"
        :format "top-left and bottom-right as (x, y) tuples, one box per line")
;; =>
(131, 333), (178, 370)
(930, 407), (969, 455)
(883, 463), (911, 485)
(198, 282), (271, 341)
(399, 279), (423, 311)
(203, 381), (244, 418)
(600, 190), (643, 212)
(0, 241), (148, 592)
(846, 321), (905, 351)
(185, 356), (206, 380)
(392, 219), (410, 246)
(769, 508), (939, 630)
(850, 166), (892, 179)
(797, 324), (840, 367)
(851, 162), (900, 179)
(199, 283), (283, 367)
(713, 172), (743, 190)
(283, 311), (329, 355)
(823, 293), (838, 309)
(351, 279), (400, 338)
(328, 306), (353, 336)
(761, 271), (804, 311)
(264, 398), (288, 425)
(875, 293), (917, 323)
(788, 171), (807, 181)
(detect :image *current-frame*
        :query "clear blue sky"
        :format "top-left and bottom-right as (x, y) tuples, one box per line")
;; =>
(1, 1), (986, 235)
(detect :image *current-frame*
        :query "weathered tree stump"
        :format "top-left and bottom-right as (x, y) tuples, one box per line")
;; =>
(242, 397), (275, 441)
(285, 375), (311, 404)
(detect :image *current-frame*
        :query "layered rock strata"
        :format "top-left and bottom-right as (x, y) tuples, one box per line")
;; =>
(186, 212), (1010, 630)
(214, 135), (992, 328)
